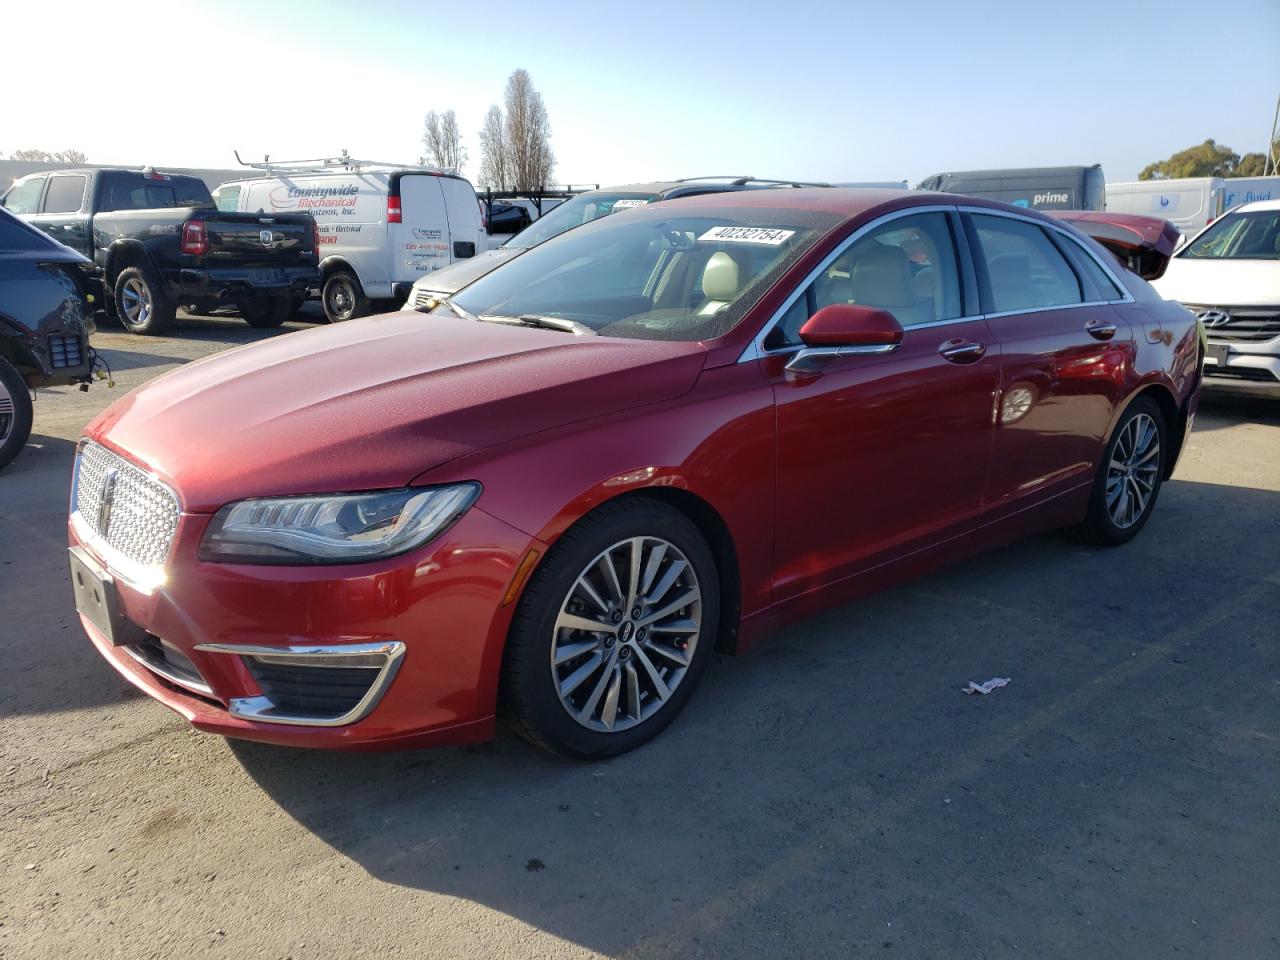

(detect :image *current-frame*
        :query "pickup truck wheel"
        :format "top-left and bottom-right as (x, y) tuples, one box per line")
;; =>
(322, 271), (368, 323)
(114, 266), (175, 335)
(241, 296), (292, 329)
(0, 358), (34, 471)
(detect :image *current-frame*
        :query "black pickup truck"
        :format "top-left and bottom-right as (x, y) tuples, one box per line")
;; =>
(1, 168), (319, 334)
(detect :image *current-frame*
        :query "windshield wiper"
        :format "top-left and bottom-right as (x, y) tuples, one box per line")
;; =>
(484, 314), (597, 336)
(421, 295), (481, 323)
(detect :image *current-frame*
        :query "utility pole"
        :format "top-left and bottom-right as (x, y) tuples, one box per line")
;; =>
(1266, 92), (1279, 176)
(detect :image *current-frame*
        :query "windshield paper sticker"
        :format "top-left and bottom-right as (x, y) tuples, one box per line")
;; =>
(699, 226), (795, 245)
(612, 199), (650, 209)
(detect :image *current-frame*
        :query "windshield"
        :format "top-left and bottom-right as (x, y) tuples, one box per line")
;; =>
(446, 209), (835, 342)
(504, 192), (657, 248)
(1181, 209), (1280, 260)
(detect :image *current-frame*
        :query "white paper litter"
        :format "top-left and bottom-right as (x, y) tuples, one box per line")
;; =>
(962, 677), (1010, 695)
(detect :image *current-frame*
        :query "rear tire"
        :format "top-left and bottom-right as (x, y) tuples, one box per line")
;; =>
(1077, 396), (1167, 546)
(0, 358), (34, 471)
(241, 296), (292, 329)
(502, 497), (719, 759)
(113, 265), (175, 335)
(321, 271), (368, 323)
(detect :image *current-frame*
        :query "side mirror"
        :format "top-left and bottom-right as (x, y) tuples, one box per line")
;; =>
(787, 303), (903, 374)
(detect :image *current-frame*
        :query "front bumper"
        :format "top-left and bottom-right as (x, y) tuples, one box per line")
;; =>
(71, 503), (542, 750)
(1203, 334), (1280, 386)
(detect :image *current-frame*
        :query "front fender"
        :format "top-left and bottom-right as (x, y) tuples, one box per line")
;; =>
(413, 360), (778, 627)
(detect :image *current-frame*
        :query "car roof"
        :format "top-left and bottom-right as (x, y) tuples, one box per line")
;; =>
(648, 186), (1082, 225)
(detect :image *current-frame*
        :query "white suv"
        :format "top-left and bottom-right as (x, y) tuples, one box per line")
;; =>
(217, 162), (486, 322)
(1153, 199), (1280, 389)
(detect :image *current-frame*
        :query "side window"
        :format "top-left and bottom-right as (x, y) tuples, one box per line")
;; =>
(43, 175), (88, 214)
(2, 176), (46, 214)
(971, 214), (1083, 313)
(1054, 234), (1124, 301)
(764, 212), (963, 348)
(212, 184), (240, 212)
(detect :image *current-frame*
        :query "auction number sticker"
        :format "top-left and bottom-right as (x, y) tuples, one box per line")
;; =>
(699, 226), (795, 245)
(612, 199), (650, 209)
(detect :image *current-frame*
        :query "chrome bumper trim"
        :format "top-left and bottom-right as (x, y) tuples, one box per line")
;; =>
(122, 643), (215, 698)
(192, 640), (405, 727)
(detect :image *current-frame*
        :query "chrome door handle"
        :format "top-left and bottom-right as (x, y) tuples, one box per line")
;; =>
(1086, 320), (1117, 341)
(939, 340), (986, 363)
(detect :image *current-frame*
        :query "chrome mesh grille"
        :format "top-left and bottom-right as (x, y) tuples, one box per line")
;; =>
(73, 442), (180, 569)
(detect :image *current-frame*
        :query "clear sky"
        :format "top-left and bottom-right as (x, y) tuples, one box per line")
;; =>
(4, 0), (1278, 186)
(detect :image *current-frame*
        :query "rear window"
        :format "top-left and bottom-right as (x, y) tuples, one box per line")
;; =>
(100, 173), (213, 212)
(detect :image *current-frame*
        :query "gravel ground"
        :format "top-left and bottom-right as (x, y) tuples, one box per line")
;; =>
(2, 312), (1277, 959)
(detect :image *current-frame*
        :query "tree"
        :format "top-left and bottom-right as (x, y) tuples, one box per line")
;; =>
(503, 68), (554, 191)
(477, 69), (555, 191)
(8, 148), (88, 163)
(478, 105), (509, 189)
(422, 109), (467, 173)
(1139, 139), (1239, 180)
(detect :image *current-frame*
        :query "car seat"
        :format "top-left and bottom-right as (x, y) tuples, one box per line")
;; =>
(849, 244), (934, 326)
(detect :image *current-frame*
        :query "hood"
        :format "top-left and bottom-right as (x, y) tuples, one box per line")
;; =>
(1151, 257), (1280, 307)
(1049, 211), (1180, 280)
(409, 248), (523, 297)
(87, 312), (707, 512)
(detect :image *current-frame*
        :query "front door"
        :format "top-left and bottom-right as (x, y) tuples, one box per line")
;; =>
(763, 210), (999, 601)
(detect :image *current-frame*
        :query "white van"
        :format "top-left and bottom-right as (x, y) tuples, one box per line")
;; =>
(1221, 176), (1280, 211)
(217, 159), (486, 322)
(1104, 178), (1226, 239)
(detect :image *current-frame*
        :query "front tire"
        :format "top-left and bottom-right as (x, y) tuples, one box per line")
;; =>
(0, 358), (34, 470)
(113, 265), (175, 335)
(1078, 396), (1167, 546)
(503, 498), (719, 759)
(321, 271), (368, 323)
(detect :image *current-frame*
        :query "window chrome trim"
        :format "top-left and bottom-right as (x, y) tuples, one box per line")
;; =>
(738, 204), (966, 362)
(192, 640), (405, 727)
(122, 643), (215, 697)
(739, 203), (1141, 363)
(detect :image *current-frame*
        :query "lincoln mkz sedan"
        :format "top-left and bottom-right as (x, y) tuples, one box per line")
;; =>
(69, 190), (1201, 757)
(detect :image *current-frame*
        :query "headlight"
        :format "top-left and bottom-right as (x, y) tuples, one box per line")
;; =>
(198, 483), (480, 565)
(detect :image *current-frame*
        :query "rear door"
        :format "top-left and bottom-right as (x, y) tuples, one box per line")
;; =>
(397, 174), (450, 281)
(29, 173), (91, 255)
(438, 175), (483, 261)
(764, 209), (1000, 599)
(964, 210), (1133, 532)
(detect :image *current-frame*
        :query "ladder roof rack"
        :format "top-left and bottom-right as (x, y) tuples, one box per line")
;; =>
(233, 149), (454, 176)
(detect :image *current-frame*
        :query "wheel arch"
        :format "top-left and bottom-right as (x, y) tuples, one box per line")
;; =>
(102, 240), (157, 290)
(1130, 382), (1185, 480)
(318, 256), (363, 287)
(510, 484), (745, 658)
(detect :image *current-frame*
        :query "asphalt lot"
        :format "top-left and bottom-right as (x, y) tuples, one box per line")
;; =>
(2, 310), (1278, 960)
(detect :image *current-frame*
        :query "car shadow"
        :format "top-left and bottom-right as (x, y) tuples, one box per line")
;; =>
(229, 477), (1280, 958)
(1192, 383), (1280, 431)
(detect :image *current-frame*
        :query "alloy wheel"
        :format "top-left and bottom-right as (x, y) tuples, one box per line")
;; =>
(1106, 412), (1161, 529)
(550, 536), (702, 732)
(120, 278), (152, 327)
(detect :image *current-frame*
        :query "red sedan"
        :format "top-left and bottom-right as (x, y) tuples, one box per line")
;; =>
(68, 190), (1201, 757)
